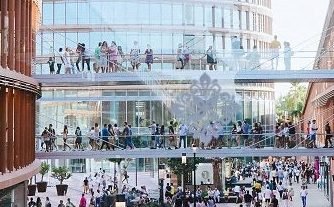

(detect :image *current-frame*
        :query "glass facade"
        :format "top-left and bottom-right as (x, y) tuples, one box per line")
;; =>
(36, 0), (275, 135)
(37, 0), (272, 56)
(37, 87), (275, 134)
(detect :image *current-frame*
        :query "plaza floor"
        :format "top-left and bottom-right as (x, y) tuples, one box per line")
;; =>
(31, 171), (331, 207)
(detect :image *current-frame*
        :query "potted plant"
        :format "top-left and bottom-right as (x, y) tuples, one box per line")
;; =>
(51, 166), (71, 196)
(27, 177), (37, 196)
(36, 162), (50, 192)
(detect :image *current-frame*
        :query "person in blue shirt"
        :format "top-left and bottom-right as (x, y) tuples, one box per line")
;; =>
(100, 124), (110, 150)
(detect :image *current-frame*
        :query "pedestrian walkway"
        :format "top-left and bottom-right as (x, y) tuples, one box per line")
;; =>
(215, 181), (330, 207)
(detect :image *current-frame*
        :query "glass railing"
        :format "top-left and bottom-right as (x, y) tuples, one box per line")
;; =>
(35, 132), (326, 152)
(32, 50), (324, 75)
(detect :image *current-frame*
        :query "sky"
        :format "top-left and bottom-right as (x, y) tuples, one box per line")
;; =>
(271, 0), (330, 97)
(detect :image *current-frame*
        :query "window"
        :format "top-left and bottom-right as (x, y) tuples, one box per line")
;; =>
(195, 5), (204, 26)
(173, 4), (183, 25)
(184, 4), (194, 25)
(43, 3), (53, 25)
(223, 8), (231, 28)
(150, 4), (161, 25)
(89, 2), (102, 24)
(205, 6), (213, 27)
(65, 2), (77, 24)
(54, 3), (65, 24)
(161, 4), (172, 25)
(215, 7), (222, 28)
(139, 3), (150, 24)
(77, 3), (89, 24)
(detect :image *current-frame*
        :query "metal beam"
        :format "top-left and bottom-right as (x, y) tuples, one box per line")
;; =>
(36, 148), (334, 160)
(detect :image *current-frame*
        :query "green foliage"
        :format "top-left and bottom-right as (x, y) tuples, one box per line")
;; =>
(276, 83), (307, 121)
(40, 162), (50, 182)
(108, 158), (124, 164)
(167, 157), (205, 176)
(51, 166), (71, 185)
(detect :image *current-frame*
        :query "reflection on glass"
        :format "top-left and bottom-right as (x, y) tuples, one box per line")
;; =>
(43, 3), (53, 25)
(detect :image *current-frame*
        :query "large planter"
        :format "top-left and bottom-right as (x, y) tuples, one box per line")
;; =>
(27, 184), (37, 196)
(55, 184), (68, 196)
(36, 181), (48, 193)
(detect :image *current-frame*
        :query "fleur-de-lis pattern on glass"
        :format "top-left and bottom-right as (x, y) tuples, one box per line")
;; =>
(171, 72), (241, 144)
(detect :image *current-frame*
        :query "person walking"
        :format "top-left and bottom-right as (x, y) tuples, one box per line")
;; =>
(79, 194), (87, 207)
(300, 186), (308, 207)
(324, 122), (333, 148)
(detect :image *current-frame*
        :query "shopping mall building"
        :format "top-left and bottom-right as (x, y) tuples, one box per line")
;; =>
(0, 0), (41, 206)
(34, 0), (276, 134)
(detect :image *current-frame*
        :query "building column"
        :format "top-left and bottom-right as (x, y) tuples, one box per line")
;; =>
(14, 0), (21, 71)
(22, 93), (27, 166)
(20, 0), (26, 75)
(7, 0), (14, 69)
(1, 0), (8, 69)
(7, 87), (14, 171)
(26, 0), (31, 76)
(14, 89), (21, 169)
(31, 94), (36, 161)
(0, 87), (7, 173)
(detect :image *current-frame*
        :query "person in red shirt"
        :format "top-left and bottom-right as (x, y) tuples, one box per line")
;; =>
(79, 194), (87, 207)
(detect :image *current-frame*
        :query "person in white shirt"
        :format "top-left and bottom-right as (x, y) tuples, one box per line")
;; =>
(179, 123), (188, 148)
(213, 188), (220, 203)
(310, 119), (318, 148)
(264, 187), (272, 205)
(300, 186), (308, 207)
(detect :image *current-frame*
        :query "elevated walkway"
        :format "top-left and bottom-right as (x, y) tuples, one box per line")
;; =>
(33, 69), (334, 86)
(35, 147), (334, 159)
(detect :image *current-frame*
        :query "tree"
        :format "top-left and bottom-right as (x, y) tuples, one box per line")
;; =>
(39, 162), (50, 182)
(167, 157), (205, 185)
(51, 166), (71, 185)
(275, 83), (307, 122)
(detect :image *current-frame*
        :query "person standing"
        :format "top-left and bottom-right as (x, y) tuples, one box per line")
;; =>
(75, 126), (83, 150)
(100, 124), (110, 150)
(179, 123), (188, 148)
(108, 41), (118, 72)
(244, 190), (252, 207)
(94, 42), (102, 73)
(62, 125), (70, 151)
(81, 43), (91, 72)
(123, 122), (133, 149)
(47, 57), (55, 74)
(300, 186), (308, 207)
(45, 197), (51, 207)
(176, 43), (184, 69)
(149, 121), (157, 149)
(284, 41), (293, 70)
(83, 177), (89, 194)
(270, 195), (279, 207)
(144, 44), (153, 71)
(65, 198), (75, 207)
(56, 48), (64, 74)
(130, 41), (141, 70)
(310, 119), (318, 148)
(270, 35), (281, 70)
(76, 43), (84, 72)
(324, 122), (333, 148)
(57, 200), (65, 207)
(206, 46), (217, 70)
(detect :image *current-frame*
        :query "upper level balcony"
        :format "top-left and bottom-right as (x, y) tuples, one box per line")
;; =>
(32, 50), (334, 85)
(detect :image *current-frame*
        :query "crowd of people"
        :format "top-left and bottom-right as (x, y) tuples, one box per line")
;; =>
(38, 117), (331, 152)
(45, 35), (293, 74)
(155, 158), (317, 207)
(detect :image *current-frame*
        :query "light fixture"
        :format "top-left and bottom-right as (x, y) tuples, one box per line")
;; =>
(182, 153), (187, 164)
